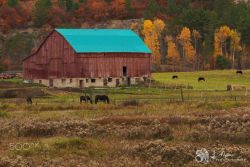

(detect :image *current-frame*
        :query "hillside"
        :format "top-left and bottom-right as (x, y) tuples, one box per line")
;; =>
(0, 0), (250, 71)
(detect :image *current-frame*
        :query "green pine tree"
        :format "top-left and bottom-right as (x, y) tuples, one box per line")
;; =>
(34, 0), (52, 27)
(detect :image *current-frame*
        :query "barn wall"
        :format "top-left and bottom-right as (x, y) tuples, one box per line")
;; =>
(23, 31), (151, 85)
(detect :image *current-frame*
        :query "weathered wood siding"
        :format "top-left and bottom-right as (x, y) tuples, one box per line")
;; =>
(23, 31), (151, 80)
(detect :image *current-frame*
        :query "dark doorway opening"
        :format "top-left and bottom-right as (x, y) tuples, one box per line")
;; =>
(79, 80), (83, 88)
(49, 79), (53, 87)
(122, 66), (127, 77)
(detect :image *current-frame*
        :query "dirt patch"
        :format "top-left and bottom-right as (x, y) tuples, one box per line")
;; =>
(0, 81), (24, 89)
(0, 88), (48, 98)
(0, 118), (173, 140)
(187, 113), (250, 144)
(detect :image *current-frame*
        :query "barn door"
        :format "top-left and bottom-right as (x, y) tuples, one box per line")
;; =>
(79, 80), (84, 88)
(49, 79), (53, 87)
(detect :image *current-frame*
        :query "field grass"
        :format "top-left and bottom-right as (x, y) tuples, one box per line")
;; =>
(153, 70), (250, 90)
(0, 70), (250, 166)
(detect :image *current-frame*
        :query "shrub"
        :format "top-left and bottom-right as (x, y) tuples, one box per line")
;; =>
(0, 111), (8, 118)
(53, 138), (87, 149)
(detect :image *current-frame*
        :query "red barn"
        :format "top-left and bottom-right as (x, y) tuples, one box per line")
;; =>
(23, 29), (151, 88)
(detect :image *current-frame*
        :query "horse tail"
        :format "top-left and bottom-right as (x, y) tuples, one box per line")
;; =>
(95, 96), (98, 104)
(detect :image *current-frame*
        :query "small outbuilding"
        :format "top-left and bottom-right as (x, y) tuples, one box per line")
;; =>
(23, 29), (151, 88)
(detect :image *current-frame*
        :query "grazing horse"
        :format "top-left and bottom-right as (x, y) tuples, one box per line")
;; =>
(26, 96), (32, 104)
(172, 75), (178, 79)
(80, 96), (92, 104)
(95, 95), (110, 104)
(236, 70), (243, 75)
(198, 77), (205, 82)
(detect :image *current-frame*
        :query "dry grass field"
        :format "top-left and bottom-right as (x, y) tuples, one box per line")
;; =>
(0, 70), (249, 167)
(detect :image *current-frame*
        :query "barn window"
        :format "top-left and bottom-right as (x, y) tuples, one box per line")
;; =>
(108, 77), (112, 82)
(70, 79), (73, 83)
(86, 79), (89, 83)
(91, 79), (96, 83)
(116, 79), (120, 86)
(103, 78), (108, 86)
(135, 78), (140, 83)
(62, 79), (66, 84)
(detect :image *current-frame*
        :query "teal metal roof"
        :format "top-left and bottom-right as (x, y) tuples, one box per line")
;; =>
(55, 29), (151, 53)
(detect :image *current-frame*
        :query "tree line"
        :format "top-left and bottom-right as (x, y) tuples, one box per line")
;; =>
(138, 0), (250, 71)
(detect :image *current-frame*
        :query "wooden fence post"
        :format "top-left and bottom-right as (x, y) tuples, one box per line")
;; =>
(180, 88), (184, 102)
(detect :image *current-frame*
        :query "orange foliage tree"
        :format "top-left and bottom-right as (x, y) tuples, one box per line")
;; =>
(111, 0), (126, 18)
(88, 0), (108, 20)
(165, 36), (180, 70)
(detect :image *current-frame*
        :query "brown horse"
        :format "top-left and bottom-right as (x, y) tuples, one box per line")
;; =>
(95, 95), (110, 104)
(80, 96), (92, 104)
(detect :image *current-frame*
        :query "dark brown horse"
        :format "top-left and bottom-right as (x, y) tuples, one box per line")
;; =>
(198, 77), (205, 82)
(236, 70), (243, 75)
(80, 96), (92, 104)
(172, 75), (178, 79)
(95, 95), (110, 104)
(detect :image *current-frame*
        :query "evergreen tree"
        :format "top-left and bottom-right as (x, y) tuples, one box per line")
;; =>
(125, 0), (135, 18)
(65, 0), (73, 11)
(144, 0), (160, 19)
(7, 0), (18, 7)
(34, 0), (52, 27)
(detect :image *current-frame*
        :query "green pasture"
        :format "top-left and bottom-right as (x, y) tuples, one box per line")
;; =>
(153, 70), (250, 90)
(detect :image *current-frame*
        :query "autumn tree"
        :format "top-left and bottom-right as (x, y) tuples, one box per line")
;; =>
(178, 27), (196, 67)
(214, 26), (231, 57)
(111, 0), (126, 18)
(214, 26), (242, 69)
(87, 0), (108, 20)
(165, 36), (180, 70)
(142, 19), (165, 66)
(192, 29), (202, 69)
(230, 29), (242, 68)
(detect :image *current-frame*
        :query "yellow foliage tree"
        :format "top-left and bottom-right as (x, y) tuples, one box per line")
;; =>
(214, 26), (231, 57)
(230, 29), (242, 68)
(178, 27), (196, 64)
(142, 19), (165, 65)
(192, 29), (201, 69)
(192, 29), (201, 52)
(214, 26), (242, 69)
